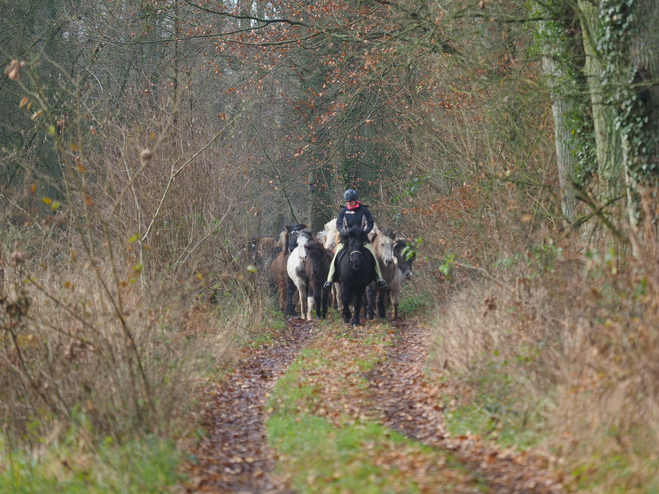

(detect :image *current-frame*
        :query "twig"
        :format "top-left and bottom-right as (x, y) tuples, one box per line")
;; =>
(454, 262), (508, 288)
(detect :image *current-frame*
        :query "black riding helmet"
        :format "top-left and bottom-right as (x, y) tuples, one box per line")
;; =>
(343, 189), (358, 202)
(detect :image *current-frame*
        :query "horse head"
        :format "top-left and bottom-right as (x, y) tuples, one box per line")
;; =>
(293, 230), (313, 264)
(372, 225), (396, 267)
(394, 239), (416, 279)
(304, 239), (325, 275)
(341, 226), (368, 270)
(284, 223), (307, 253)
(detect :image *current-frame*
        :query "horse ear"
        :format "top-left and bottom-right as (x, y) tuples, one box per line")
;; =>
(368, 230), (377, 242)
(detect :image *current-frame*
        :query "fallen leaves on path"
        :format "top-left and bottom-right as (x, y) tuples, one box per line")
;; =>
(184, 319), (314, 493)
(184, 317), (564, 493)
(367, 321), (565, 494)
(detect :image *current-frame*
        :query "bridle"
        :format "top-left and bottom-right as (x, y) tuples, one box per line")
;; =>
(344, 216), (367, 270)
(349, 250), (362, 269)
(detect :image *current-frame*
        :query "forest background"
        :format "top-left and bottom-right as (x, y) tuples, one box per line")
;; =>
(1, 0), (659, 491)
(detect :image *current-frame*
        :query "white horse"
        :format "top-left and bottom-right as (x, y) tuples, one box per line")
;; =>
(286, 229), (314, 319)
(319, 219), (343, 308)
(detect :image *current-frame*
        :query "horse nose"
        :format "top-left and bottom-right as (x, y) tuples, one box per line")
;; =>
(384, 259), (392, 266)
(406, 271), (413, 279)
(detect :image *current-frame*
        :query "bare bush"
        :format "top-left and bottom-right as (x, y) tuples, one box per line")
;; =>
(0, 57), (268, 448)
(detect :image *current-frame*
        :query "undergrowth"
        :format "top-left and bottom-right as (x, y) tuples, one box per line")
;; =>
(427, 240), (659, 493)
(0, 433), (181, 494)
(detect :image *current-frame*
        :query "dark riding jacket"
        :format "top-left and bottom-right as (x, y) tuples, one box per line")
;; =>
(336, 202), (374, 242)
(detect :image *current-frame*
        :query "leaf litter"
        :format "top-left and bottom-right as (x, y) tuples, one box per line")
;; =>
(184, 317), (564, 493)
(184, 319), (315, 493)
(367, 321), (565, 494)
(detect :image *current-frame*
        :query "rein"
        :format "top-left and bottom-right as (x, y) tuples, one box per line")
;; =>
(349, 249), (362, 269)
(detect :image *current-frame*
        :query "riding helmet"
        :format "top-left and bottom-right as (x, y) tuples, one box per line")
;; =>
(343, 189), (358, 202)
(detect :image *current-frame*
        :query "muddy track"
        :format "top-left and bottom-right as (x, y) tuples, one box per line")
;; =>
(186, 319), (315, 494)
(367, 321), (564, 494)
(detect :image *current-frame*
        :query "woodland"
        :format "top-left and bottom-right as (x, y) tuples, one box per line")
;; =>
(1, 0), (659, 492)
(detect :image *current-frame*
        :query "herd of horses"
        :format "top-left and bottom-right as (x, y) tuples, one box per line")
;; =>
(257, 220), (416, 326)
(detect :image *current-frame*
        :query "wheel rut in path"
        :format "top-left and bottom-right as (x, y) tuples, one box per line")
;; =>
(186, 319), (315, 494)
(367, 321), (564, 494)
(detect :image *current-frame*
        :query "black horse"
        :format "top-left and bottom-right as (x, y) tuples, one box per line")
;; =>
(336, 226), (375, 326)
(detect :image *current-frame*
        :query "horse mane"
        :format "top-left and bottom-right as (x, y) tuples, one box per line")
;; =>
(376, 225), (395, 239)
(304, 239), (324, 252)
(280, 230), (290, 254)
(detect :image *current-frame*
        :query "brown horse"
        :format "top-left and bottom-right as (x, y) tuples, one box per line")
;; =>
(366, 225), (397, 320)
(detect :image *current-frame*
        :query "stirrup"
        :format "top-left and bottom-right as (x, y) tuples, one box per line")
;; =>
(323, 281), (333, 289)
(377, 279), (388, 289)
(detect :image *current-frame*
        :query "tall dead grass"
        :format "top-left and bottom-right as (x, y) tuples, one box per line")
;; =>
(0, 60), (272, 452)
(0, 239), (267, 448)
(428, 235), (659, 490)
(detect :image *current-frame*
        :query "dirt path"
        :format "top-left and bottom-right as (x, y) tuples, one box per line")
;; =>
(367, 321), (564, 494)
(184, 317), (564, 493)
(185, 319), (315, 493)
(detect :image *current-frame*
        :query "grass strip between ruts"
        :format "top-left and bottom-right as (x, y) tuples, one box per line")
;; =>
(266, 320), (488, 493)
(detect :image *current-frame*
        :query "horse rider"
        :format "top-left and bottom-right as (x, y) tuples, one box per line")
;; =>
(323, 189), (388, 290)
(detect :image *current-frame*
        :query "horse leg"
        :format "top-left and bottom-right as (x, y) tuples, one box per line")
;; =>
(277, 280), (285, 311)
(307, 286), (315, 320)
(321, 286), (329, 319)
(377, 289), (387, 319)
(391, 287), (400, 321)
(352, 290), (363, 326)
(333, 283), (340, 311)
(341, 289), (351, 324)
(366, 284), (375, 320)
(313, 289), (321, 319)
(286, 278), (297, 316)
(299, 283), (308, 320)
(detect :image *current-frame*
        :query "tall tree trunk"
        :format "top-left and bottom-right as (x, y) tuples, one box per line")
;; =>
(541, 48), (577, 223)
(621, 0), (659, 234)
(578, 0), (623, 201)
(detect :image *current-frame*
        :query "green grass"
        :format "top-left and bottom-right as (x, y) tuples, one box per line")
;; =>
(442, 357), (552, 452)
(266, 329), (487, 493)
(444, 402), (543, 451)
(269, 412), (436, 494)
(398, 294), (431, 316)
(567, 443), (659, 493)
(0, 435), (182, 494)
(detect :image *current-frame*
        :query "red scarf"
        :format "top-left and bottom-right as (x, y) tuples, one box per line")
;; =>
(346, 201), (361, 211)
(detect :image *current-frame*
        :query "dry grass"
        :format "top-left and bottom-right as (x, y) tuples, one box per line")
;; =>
(0, 247), (266, 447)
(425, 237), (659, 491)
